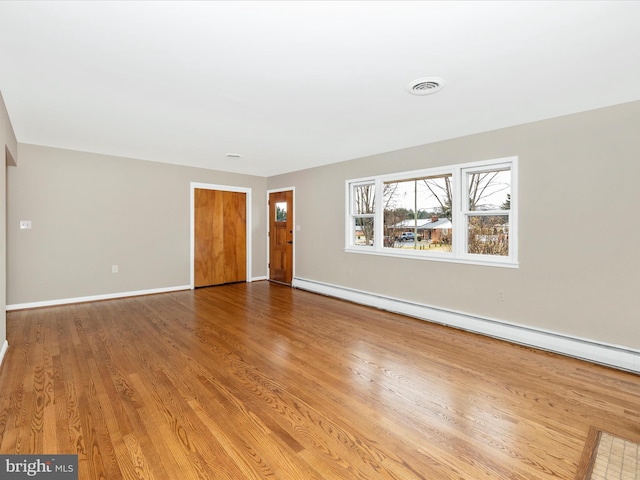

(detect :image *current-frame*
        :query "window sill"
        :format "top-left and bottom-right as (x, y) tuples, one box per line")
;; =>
(344, 246), (519, 269)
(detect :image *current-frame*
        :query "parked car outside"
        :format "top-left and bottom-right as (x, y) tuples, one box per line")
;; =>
(398, 232), (415, 242)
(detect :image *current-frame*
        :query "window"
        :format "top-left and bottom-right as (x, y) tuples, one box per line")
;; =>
(349, 182), (375, 246)
(276, 202), (288, 221)
(464, 166), (511, 257)
(383, 174), (453, 251)
(345, 157), (517, 267)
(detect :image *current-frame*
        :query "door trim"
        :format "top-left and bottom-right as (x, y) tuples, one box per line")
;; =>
(267, 186), (295, 283)
(190, 182), (252, 289)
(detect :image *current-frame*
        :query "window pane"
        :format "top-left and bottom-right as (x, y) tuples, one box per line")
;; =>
(467, 215), (509, 256)
(354, 217), (374, 246)
(353, 184), (375, 214)
(467, 169), (511, 211)
(275, 202), (287, 221)
(383, 175), (452, 251)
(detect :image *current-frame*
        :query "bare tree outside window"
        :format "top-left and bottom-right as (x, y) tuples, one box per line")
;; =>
(352, 183), (375, 246)
(384, 174), (453, 251)
(422, 175), (453, 219)
(467, 170), (511, 211)
(467, 215), (510, 255)
(422, 170), (510, 255)
(465, 169), (511, 256)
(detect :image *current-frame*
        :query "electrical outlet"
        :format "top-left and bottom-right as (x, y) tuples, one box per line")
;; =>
(112, 265), (118, 273)
(497, 290), (504, 302)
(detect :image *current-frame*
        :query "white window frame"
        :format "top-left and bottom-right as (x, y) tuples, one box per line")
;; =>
(345, 156), (518, 268)
(347, 180), (376, 248)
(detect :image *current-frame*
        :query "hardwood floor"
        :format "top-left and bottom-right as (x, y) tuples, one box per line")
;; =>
(0, 282), (638, 480)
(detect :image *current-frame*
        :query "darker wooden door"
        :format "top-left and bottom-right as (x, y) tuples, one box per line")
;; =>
(194, 189), (246, 287)
(269, 190), (293, 285)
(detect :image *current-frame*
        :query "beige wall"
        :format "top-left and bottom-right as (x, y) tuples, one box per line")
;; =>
(268, 101), (640, 350)
(7, 144), (267, 305)
(1, 92), (17, 349)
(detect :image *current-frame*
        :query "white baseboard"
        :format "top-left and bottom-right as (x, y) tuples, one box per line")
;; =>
(5, 278), (270, 311)
(6, 285), (192, 311)
(0, 340), (8, 370)
(293, 277), (640, 374)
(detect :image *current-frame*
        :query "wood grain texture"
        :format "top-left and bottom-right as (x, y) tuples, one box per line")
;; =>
(576, 426), (602, 480)
(269, 190), (293, 284)
(1, 282), (639, 479)
(194, 189), (246, 287)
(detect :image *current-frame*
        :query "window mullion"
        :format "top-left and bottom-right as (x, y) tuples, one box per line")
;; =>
(374, 178), (384, 249)
(346, 182), (353, 247)
(452, 166), (464, 258)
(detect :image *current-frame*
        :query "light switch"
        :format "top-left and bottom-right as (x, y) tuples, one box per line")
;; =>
(20, 220), (32, 229)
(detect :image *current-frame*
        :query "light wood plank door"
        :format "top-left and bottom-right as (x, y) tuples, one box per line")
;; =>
(269, 190), (293, 285)
(194, 188), (246, 287)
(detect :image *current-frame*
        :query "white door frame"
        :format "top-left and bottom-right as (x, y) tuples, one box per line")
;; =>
(190, 182), (252, 288)
(266, 186), (295, 282)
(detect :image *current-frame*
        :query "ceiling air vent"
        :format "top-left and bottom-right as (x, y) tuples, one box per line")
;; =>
(408, 77), (445, 96)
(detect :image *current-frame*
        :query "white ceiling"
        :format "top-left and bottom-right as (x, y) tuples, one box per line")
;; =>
(1, 1), (639, 177)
